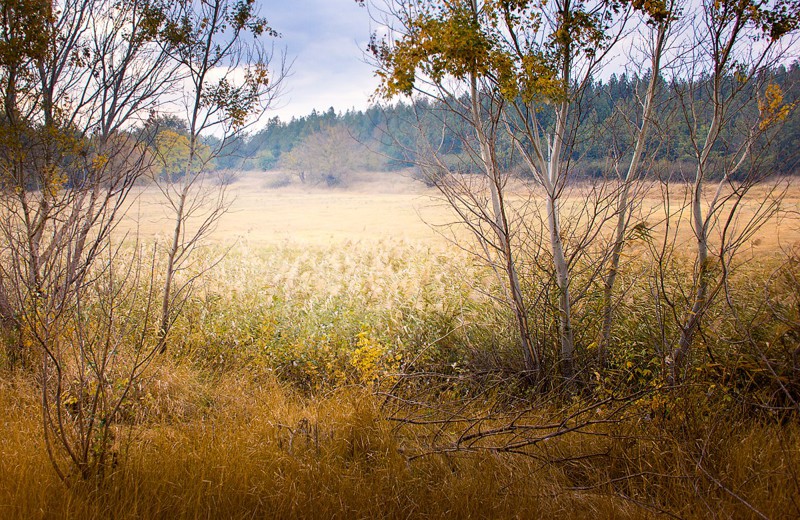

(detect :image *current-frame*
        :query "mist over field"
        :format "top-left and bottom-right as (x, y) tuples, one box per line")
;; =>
(121, 169), (800, 249)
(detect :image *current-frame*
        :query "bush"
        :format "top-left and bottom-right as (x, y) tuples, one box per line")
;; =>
(263, 172), (293, 189)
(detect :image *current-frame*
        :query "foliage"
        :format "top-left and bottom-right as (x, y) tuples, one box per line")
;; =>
(153, 129), (212, 181)
(279, 125), (384, 186)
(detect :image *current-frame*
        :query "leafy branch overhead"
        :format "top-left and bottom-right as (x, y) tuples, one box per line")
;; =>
(365, 0), (798, 104)
(160, 0), (278, 132)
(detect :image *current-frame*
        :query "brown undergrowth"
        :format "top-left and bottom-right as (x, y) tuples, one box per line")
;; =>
(0, 366), (798, 519)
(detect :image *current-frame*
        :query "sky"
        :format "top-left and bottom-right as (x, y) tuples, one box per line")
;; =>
(261, 1), (381, 122)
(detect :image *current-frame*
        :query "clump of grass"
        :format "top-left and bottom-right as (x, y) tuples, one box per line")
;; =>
(262, 172), (293, 189)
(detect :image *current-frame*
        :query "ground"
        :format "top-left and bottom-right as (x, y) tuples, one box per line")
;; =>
(123, 170), (800, 251)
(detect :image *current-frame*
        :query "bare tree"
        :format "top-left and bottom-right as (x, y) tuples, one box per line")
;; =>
(493, 0), (631, 379)
(154, 0), (287, 352)
(657, 0), (799, 380)
(598, 9), (674, 368)
(0, 0), (180, 480)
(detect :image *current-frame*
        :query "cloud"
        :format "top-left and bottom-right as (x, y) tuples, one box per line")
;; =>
(261, 0), (379, 121)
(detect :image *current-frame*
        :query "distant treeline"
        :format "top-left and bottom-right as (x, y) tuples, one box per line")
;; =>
(213, 62), (800, 179)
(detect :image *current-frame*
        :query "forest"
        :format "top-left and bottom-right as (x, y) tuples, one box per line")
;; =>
(222, 63), (800, 180)
(1, 0), (800, 518)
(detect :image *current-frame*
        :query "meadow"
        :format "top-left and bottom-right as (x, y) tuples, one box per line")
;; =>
(2, 171), (800, 519)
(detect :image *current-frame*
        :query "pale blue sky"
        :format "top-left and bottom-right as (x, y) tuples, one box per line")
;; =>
(262, 0), (380, 121)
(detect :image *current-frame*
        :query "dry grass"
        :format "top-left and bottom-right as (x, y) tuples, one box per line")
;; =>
(1, 369), (798, 519)
(119, 172), (800, 257)
(0, 372), (578, 519)
(3, 172), (800, 518)
(121, 171), (451, 246)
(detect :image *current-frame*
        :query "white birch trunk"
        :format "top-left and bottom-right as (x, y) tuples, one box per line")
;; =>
(600, 23), (667, 366)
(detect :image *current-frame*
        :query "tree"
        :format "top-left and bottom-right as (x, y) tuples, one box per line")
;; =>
(155, 0), (286, 352)
(598, 9), (673, 368)
(279, 124), (383, 185)
(657, 0), (799, 380)
(0, 0), (180, 481)
(153, 128), (212, 181)
(364, 0), (672, 381)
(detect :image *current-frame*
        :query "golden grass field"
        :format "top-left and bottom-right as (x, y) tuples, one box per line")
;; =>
(123, 171), (452, 246)
(3, 171), (800, 519)
(121, 170), (800, 254)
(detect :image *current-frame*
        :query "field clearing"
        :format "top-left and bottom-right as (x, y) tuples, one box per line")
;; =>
(122, 171), (455, 246)
(120, 171), (800, 255)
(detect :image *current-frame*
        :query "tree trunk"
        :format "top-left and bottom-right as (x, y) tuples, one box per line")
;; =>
(672, 179), (709, 380)
(548, 193), (575, 378)
(600, 23), (667, 367)
(467, 34), (538, 373)
(547, 90), (575, 379)
(159, 176), (189, 353)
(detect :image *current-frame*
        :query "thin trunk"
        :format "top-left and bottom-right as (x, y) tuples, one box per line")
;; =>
(159, 135), (199, 352)
(600, 23), (666, 367)
(670, 6), (747, 380)
(468, 0), (538, 373)
(471, 86), (538, 373)
(673, 177), (709, 376)
(672, 63), (724, 377)
(548, 76), (575, 379)
(490, 171), (539, 373)
(158, 195), (183, 352)
(158, 1), (212, 352)
(548, 189), (575, 378)
(2, 64), (24, 367)
(547, 0), (576, 380)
